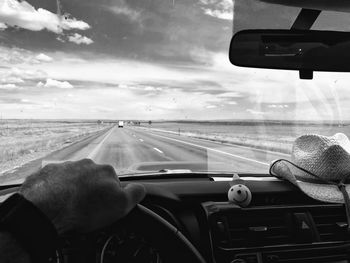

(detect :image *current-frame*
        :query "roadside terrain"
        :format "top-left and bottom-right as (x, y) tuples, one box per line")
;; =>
(0, 120), (110, 175)
(139, 121), (350, 154)
(1, 119), (348, 185)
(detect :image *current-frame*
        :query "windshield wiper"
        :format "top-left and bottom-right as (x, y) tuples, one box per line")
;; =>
(119, 170), (217, 180)
(118, 170), (249, 181)
(118, 170), (271, 180)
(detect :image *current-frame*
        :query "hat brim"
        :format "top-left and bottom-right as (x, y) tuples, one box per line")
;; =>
(271, 160), (349, 204)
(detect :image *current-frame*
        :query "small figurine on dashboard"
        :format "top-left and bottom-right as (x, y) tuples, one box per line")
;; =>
(227, 174), (252, 207)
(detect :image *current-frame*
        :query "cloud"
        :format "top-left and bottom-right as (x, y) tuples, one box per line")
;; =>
(37, 78), (73, 89)
(0, 22), (7, 30)
(0, 76), (24, 84)
(0, 97), (35, 104)
(27, 50), (345, 120)
(0, 47), (31, 64)
(0, 46), (54, 65)
(56, 36), (65, 43)
(206, 105), (217, 109)
(268, 104), (289, 108)
(68, 33), (94, 45)
(1, 2), (350, 121)
(0, 84), (17, 89)
(217, 92), (243, 98)
(60, 15), (90, 31)
(199, 0), (233, 20)
(0, 0), (90, 34)
(246, 109), (265, 115)
(109, 5), (141, 22)
(10, 67), (47, 79)
(144, 86), (162, 91)
(35, 53), (53, 62)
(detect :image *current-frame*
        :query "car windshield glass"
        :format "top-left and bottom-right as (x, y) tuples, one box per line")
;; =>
(0, 0), (350, 184)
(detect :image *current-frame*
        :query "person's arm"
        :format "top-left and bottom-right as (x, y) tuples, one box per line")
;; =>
(0, 159), (146, 263)
(0, 232), (30, 263)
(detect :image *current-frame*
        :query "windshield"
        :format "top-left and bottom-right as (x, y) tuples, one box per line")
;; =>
(0, 0), (350, 184)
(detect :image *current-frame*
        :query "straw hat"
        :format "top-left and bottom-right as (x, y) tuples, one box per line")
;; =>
(270, 133), (350, 203)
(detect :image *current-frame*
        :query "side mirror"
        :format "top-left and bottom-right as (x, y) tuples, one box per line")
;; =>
(229, 29), (350, 79)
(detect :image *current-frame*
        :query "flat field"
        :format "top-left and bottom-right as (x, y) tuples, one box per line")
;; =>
(2, 119), (349, 177)
(0, 120), (109, 174)
(140, 121), (350, 154)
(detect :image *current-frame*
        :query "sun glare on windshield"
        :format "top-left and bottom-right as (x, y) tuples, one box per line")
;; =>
(0, 0), (350, 184)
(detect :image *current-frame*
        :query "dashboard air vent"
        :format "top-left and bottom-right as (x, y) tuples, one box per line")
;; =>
(215, 209), (290, 248)
(310, 206), (348, 242)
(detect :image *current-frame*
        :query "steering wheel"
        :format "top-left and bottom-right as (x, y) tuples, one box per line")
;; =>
(113, 204), (207, 263)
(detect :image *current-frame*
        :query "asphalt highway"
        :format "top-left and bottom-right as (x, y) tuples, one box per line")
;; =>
(89, 126), (287, 173)
(0, 126), (288, 184)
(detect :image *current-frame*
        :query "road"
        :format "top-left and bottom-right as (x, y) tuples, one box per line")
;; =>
(0, 126), (288, 184)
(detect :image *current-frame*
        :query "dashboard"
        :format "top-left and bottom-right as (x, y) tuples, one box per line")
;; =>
(1, 175), (350, 263)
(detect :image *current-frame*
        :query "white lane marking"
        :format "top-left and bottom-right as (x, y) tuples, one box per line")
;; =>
(153, 147), (164, 154)
(87, 126), (115, 159)
(133, 127), (288, 157)
(139, 139), (144, 142)
(147, 132), (269, 166)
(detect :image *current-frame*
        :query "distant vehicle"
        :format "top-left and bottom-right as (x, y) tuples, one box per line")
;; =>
(118, 121), (124, 128)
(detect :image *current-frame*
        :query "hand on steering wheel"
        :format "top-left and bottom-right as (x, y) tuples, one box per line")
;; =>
(20, 159), (146, 234)
(20, 159), (206, 263)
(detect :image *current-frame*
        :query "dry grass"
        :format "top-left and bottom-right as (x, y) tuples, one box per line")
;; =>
(0, 120), (110, 172)
(138, 121), (350, 154)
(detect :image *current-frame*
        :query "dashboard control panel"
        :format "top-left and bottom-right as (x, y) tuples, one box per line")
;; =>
(202, 201), (350, 263)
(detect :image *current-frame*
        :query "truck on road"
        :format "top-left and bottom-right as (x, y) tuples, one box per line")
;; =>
(118, 121), (124, 128)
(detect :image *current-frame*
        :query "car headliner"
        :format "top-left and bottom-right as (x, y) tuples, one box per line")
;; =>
(259, 0), (350, 13)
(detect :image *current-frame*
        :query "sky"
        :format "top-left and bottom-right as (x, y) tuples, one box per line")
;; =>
(0, 0), (350, 121)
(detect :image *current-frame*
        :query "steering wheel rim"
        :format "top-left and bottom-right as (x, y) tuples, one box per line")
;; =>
(118, 204), (207, 263)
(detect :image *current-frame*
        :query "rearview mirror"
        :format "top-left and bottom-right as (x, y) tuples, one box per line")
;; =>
(229, 30), (350, 79)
